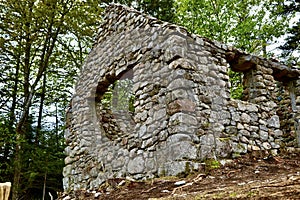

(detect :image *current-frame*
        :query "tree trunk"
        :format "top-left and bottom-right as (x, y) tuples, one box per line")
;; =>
(55, 102), (59, 150)
(36, 72), (47, 144)
(12, 3), (34, 197)
(42, 172), (47, 200)
(11, 133), (23, 200)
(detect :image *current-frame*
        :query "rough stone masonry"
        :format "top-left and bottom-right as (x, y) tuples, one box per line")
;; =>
(63, 4), (300, 193)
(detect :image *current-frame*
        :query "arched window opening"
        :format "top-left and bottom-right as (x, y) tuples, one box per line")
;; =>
(95, 69), (135, 141)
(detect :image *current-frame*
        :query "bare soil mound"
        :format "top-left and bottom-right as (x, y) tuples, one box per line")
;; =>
(59, 150), (300, 200)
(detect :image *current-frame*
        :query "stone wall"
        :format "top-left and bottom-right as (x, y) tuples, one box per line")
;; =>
(63, 4), (300, 193)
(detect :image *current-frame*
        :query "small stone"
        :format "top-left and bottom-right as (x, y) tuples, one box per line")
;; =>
(251, 132), (259, 139)
(247, 144), (252, 151)
(259, 119), (267, 125)
(246, 104), (258, 112)
(167, 99), (196, 115)
(268, 136), (274, 142)
(243, 123), (250, 131)
(231, 112), (240, 122)
(240, 136), (249, 144)
(118, 180), (126, 186)
(138, 125), (147, 137)
(64, 157), (73, 165)
(255, 139), (262, 146)
(166, 134), (191, 143)
(174, 180), (186, 186)
(237, 102), (246, 111)
(249, 113), (259, 122)
(241, 113), (251, 123)
(125, 176), (135, 182)
(265, 101), (277, 109)
(199, 95), (212, 104)
(270, 149), (278, 156)
(232, 142), (247, 154)
(231, 135), (239, 142)
(252, 146), (260, 151)
(153, 109), (166, 120)
(237, 123), (244, 130)
(168, 78), (194, 90)
(262, 142), (271, 150)
(267, 115), (280, 128)
(141, 138), (154, 149)
(89, 167), (98, 178)
(259, 130), (268, 141)
(171, 89), (188, 99)
(240, 130), (250, 137)
(169, 113), (198, 126)
(94, 192), (101, 197)
(248, 140), (255, 145)
(226, 126), (238, 134)
(128, 156), (145, 174)
(212, 123), (225, 132)
(259, 125), (268, 132)
(254, 96), (267, 103)
(273, 129), (283, 137)
(270, 142), (280, 149)
(63, 165), (72, 177)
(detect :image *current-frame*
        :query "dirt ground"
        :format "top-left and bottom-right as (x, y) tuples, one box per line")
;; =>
(59, 150), (300, 200)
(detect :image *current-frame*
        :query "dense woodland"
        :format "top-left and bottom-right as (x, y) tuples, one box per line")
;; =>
(0, 0), (299, 199)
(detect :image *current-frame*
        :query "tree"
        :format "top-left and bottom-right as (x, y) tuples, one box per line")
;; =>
(135, 0), (176, 22)
(280, 0), (300, 65)
(0, 0), (102, 198)
(175, 0), (289, 55)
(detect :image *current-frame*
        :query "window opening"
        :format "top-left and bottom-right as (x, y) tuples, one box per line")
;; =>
(101, 79), (134, 112)
(228, 69), (244, 100)
(95, 69), (135, 142)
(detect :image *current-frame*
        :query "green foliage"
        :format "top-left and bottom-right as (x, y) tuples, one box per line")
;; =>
(204, 159), (220, 172)
(0, 0), (102, 198)
(21, 133), (65, 198)
(280, 1), (300, 66)
(175, 0), (290, 55)
(136, 0), (177, 22)
(228, 70), (244, 99)
(102, 79), (135, 112)
(0, 117), (15, 182)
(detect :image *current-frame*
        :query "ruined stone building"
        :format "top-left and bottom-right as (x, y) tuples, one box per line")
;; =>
(63, 4), (300, 192)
